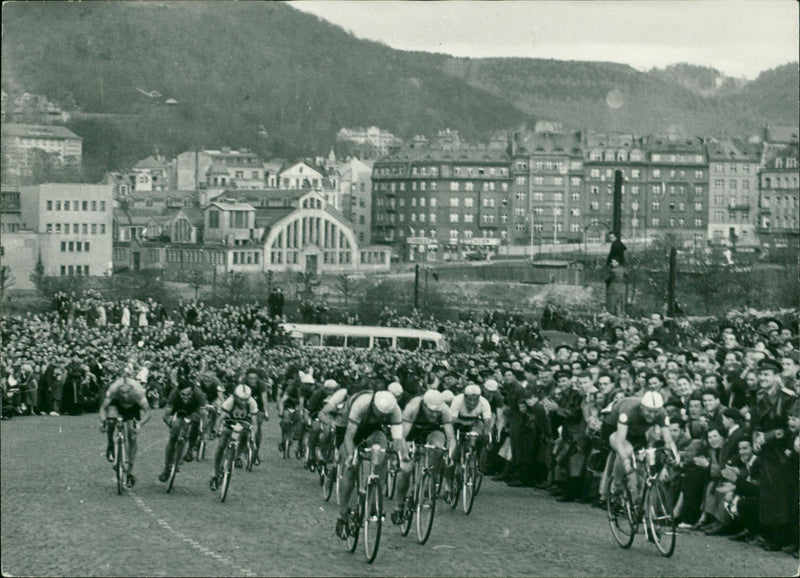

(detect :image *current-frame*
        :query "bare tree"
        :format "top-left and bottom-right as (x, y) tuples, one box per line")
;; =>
(184, 269), (207, 300)
(336, 273), (361, 307)
(0, 265), (16, 307)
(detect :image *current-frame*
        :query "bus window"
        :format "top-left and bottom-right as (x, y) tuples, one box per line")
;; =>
(303, 334), (321, 346)
(347, 335), (370, 348)
(322, 334), (346, 347)
(420, 339), (438, 350)
(375, 336), (394, 349)
(397, 336), (420, 351)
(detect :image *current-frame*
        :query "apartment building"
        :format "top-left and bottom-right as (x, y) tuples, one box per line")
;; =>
(1, 123), (82, 182)
(758, 144), (799, 248)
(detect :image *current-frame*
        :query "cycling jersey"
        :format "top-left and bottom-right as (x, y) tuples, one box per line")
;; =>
(450, 394), (492, 422)
(610, 396), (668, 445)
(282, 383), (302, 409)
(347, 390), (402, 445)
(165, 388), (208, 415)
(403, 396), (453, 443)
(221, 395), (258, 421)
(105, 377), (149, 420)
(321, 388), (349, 428)
(305, 387), (328, 419)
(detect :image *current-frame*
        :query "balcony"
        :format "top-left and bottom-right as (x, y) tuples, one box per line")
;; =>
(727, 203), (751, 212)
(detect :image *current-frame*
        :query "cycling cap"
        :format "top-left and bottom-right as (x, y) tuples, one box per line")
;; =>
(299, 370), (315, 384)
(234, 384), (252, 401)
(464, 384), (482, 397)
(423, 389), (445, 412)
(441, 389), (455, 405)
(323, 379), (339, 391)
(483, 379), (499, 392)
(373, 391), (398, 414)
(387, 382), (404, 397)
(640, 391), (664, 410)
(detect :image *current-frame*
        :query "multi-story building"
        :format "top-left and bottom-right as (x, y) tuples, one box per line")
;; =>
(0, 190), (23, 234)
(1, 123), (82, 183)
(515, 131), (585, 247)
(15, 183), (113, 277)
(705, 139), (761, 246)
(131, 155), (173, 193)
(645, 136), (708, 247)
(372, 139), (513, 261)
(175, 148), (267, 200)
(757, 144), (799, 248)
(338, 157), (374, 245)
(336, 126), (401, 157)
(581, 132), (648, 244)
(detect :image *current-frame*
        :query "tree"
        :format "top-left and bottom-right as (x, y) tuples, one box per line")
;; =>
(0, 265), (16, 307)
(183, 269), (207, 301)
(297, 271), (319, 301)
(218, 270), (247, 305)
(336, 273), (361, 307)
(29, 253), (47, 296)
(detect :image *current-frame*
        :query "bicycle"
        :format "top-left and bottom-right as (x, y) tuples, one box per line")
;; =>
(217, 419), (251, 503)
(165, 411), (193, 493)
(446, 430), (481, 514)
(399, 443), (445, 545)
(318, 424), (338, 502)
(606, 445), (677, 557)
(108, 416), (136, 495)
(384, 441), (400, 500)
(343, 443), (386, 564)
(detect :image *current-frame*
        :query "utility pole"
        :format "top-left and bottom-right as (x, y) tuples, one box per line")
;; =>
(613, 170), (623, 238)
(667, 247), (677, 317)
(414, 263), (419, 310)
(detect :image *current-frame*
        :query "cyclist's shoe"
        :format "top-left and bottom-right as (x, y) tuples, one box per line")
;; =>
(390, 509), (404, 525)
(253, 455), (261, 466)
(184, 451), (194, 463)
(126, 474), (136, 488)
(335, 517), (348, 540)
(158, 469), (170, 483)
(106, 447), (115, 463)
(209, 476), (219, 492)
(235, 458), (244, 469)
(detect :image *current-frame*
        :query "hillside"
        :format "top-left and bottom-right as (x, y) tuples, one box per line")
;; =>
(2, 2), (797, 179)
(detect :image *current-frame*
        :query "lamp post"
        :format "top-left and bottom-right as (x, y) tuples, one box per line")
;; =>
(529, 214), (535, 261)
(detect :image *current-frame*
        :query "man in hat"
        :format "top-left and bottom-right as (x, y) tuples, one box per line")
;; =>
(750, 357), (798, 551)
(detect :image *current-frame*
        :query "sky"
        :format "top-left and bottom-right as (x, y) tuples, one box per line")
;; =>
(290, 0), (799, 79)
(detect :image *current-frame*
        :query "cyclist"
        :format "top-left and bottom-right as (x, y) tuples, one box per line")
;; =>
(277, 369), (310, 452)
(244, 367), (269, 466)
(158, 380), (209, 482)
(209, 384), (258, 491)
(305, 378), (339, 469)
(318, 381), (350, 467)
(450, 383), (493, 459)
(99, 363), (151, 487)
(390, 389), (456, 525)
(608, 391), (680, 506)
(336, 390), (404, 539)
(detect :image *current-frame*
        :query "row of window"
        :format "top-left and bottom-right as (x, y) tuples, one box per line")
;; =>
(762, 176), (799, 189)
(761, 195), (798, 209)
(713, 163), (755, 174)
(164, 250), (226, 264)
(46, 200), (107, 212)
(587, 150), (645, 162)
(60, 265), (90, 276)
(648, 218), (704, 227)
(60, 241), (90, 253)
(46, 223), (107, 235)
(650, 153), (705, 164)
(713, 179), (752, 189)
(232, 251), (260, 265)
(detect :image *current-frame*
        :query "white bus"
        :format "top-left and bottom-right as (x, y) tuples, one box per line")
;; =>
(279, 323), (448, 352)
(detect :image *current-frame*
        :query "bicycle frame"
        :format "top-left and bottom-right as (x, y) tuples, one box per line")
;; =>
(113, 417), (134, 495)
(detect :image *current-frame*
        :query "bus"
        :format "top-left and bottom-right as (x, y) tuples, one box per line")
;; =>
(279, 323), (448, 352)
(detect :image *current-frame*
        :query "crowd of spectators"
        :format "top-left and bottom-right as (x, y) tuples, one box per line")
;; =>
(1, 289), (797, 557)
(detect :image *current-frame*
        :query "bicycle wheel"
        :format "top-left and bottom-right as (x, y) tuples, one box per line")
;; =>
(346, 487), (361, 553)
(473, 448), (485, 496)
(167, 438), (184, 494)
(415, 472), (436, 544)
(115, 436), (125, 496)
(448, 464), (462, 509)
(363, 480), (383, 564)
(246, 441), (254, 472)
(400, 470), (415, 537)
(322, 464), (335, 502)
(647, 483), (676, 557)
(462, 457), (476, 515)
(607, 485), (637, 548)
(220, 454), (233, 503)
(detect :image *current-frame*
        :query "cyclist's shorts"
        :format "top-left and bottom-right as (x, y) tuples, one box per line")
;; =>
(411, 430), (446, 449)
(355, 428), (388, 449)
(335, 425), (347, 448)
(108, 401), (141, 421)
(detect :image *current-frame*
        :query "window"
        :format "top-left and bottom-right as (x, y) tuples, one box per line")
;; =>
(652, 217), (660, 226)
(715, 179), (724, 188)
(82, 224), (88, 234)
(570, 208), (580, 217)
(590, 202), (599, 211)
(84, 242), (90, 252)
(631, 169), (641, 178)
(60, 266), (66, 276)
(631, 185), (640, 195)
(695, 170), (704, 179)
(91, 201), (97, 211)
(570, 177), (581, 186)
(652, 201), (660, 211)
(483, 198), (495, 208)
(449, 198), (459, 207)
(570, 223), (581, 232)
(534, 207), (544, 216)
(64, 201), (70, 211)
(68, 241), (74, 252)
(55, 224), (62, 234)
(464, 197), (474, 208)
(76, 241), (82, 252)
(533, 192), (544, 201)
(449, 229), (459, 239)
(429, 214), (436, 223)
(73, 224), (79, 234)
(82, 201), (88, 211)
(229, 211), (249, 228)
(55, 201), (61, 211)
(694, 202), (703, 211)
(652, 185), (662, 194)
(571, 192), (580, 202)
(590, 169), (600, 178)
(73, 201), (79, 211)
(47, 224), (53, 233)
(553, 192), (563, 202)
(208, 210), (220, 228)
(742, 181), (750, 190)
(694, 218), (702, 227)
(61, 241), (66, 252)
(450, 181), (459, 191)
(730, 180), (737, 190)
(590, 185), (599, 194)
(516, 192), (526, 201)
(449, 213), (459, 223)
(100, 201), (106, 211)
(100, 224), (106, 234)
(464, 213), (474, 223)
(652, 169), (661, 178)
(47, 200), (53, 211)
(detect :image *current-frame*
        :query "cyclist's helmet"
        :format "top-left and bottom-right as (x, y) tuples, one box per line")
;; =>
(464, 384), (482, 397)
(640, 390), (664, 410)
(422, 389), (445, 412)
(441, 389), (455, 405)
(323, 379), (339, 391)
(483, 379), (499, 393)
(373, 391), (398, 415)
(387, 382), (404, 398)
(234, 384), (252, 402)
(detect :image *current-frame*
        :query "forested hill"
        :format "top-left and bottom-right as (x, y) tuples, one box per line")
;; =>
(2, 2), (797, 179)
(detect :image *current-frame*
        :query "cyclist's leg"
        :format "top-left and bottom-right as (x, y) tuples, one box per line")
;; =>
(188, 414), (202, 451)
(126, 422), (138, 474)
(254, 412), (264, 457)
(164, 418), (182, 470)
(307, 419), (322, 462)
(427, 430), (447, 487)
(608, 432), (637, 501)
(106, 405), (120, 456)
(214, 429), (231, 477)
(338, 444), (358, 520)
